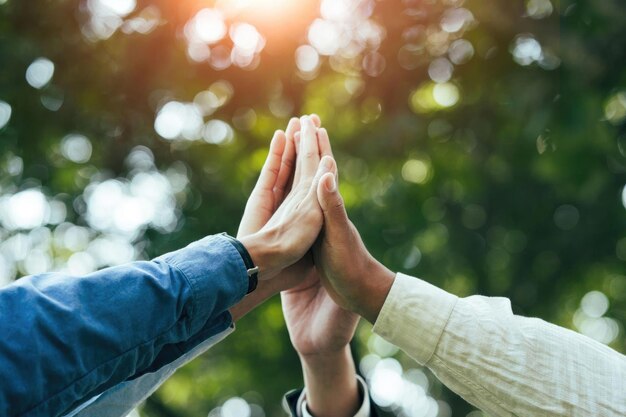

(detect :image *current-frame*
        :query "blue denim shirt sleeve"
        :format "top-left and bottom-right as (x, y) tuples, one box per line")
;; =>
(64, 327), (236, 417)
(0, 234), (248, 417)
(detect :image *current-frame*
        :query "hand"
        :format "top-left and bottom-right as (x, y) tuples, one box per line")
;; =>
(314, 172), (396, 324)
(281, 269), (362, 417)
(281, 274), (359, 356)
(238, 116), (336, 280)
(237, 116), (321, 289)
(230, 116), (321, 322)
(280, 124), (358, 357)
(238, 117), (301, 238)
(281, 125), (361, 417)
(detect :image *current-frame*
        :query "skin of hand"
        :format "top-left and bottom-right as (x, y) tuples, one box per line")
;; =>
(237, 116), (309, 239)
(233, 116), (362, 416)
(281, 265), (362, 417)
(232, 115), (326, 321)
(314, 172), (397, 324)
(238, 115), (336, 282)
(282, 126), (361, 417)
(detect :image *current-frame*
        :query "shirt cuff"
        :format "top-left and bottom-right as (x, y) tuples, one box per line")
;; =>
(299, 375), (371, 417)
(372, 273), (458, 365)
(157, 234), (249, 335)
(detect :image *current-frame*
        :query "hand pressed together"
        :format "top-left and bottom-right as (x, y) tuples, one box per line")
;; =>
(237, 116), (336, 282)
(314, 172), (395, 324)
(236, 115), (364, 417)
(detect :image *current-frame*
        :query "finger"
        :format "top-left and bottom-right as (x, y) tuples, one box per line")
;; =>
(294, 132), (302, 154)
(299, 115), (321, 179)
(293, 131), (302, 186)
(317, 127), (338, 183)
(285, 117), (300, 142)
(316, 170), (350, 234)
(310, 114), (321, 128)
(310, 155), (337, 197)
(317, 127), (333, 159)
(283, 170), (294, 198)
(273, 130), (296, 205)
(255, 130), (286, 193)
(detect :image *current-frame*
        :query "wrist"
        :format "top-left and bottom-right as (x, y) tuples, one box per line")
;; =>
(300, 346), (360, 417)
(229, 279), (280, 322)
(299, 345), (351, 369)
(238, 231), (281, 280)
(350, 257), (395, 324)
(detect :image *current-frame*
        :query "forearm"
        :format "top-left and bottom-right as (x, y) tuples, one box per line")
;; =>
(66, 327), (235, 417)
(300, 347), (360, 417)
(0, 234), (248, 417)
(429, 299), (626, 416)
(373, 274), (626, 417)
(229, 279), (281, 322)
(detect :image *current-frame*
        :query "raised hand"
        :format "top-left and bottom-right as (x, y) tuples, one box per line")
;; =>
(314, 169), (396, 324)
(281, 126), (362, 417)
(237, 118), (301, 238)
(281, 124), (358, 355)
(237, 116), (335, 281)
(231, 115), (327, 321)
(281, 272), (359, 356)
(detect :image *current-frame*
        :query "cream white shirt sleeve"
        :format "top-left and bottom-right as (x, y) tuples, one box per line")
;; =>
(299, 376), (371, 417)
(373, 273), (626, 417)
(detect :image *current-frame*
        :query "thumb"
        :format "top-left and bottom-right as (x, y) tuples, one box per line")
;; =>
(316, 172), (349, 231)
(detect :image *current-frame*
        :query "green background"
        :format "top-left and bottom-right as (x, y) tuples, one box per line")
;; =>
(1, 0), (624, 416)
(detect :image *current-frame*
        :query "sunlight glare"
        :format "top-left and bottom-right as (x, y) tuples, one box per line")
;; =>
(433, 83), (460, 107)
(98, 0), (136, 17)
(308, 19), (342, 56)
(194, 9), (227, 44)
(321, 0), (353, 21)
(0, 100), (11, 130)
(26, 58), (55, 89)
(1, 190), (50, 230)
(217, 0), (294, 17)
(295, 45), (320, 73)
(230, 23), (264, 54)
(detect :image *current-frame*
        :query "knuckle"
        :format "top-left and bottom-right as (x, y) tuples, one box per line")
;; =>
(267, 166), (280, 177)
(282, 157), (294, 168)
(331, 200), (344, 211)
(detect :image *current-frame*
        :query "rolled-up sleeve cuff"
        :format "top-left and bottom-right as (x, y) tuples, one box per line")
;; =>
(372, 273), (458, 365)
(300, 376), (371, 417)
(158, 234), (249, 334)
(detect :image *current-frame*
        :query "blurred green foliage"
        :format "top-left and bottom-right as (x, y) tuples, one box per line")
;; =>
(1, 0), (625, 416)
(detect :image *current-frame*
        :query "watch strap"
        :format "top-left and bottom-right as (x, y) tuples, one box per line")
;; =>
(222, 233), (259, 294)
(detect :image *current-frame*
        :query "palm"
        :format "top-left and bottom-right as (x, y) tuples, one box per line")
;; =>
(281, 268), (359, 356)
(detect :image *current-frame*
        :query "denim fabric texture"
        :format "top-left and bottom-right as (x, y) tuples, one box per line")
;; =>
(65, 327), (234, 417)
(0, 234), (248, 417)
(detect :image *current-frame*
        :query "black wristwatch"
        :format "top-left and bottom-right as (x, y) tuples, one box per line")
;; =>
(222, 233), (259, 294)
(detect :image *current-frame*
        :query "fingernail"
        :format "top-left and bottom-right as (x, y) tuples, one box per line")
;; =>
(326, 175), (336, 192)
(322, 156), (333, 171)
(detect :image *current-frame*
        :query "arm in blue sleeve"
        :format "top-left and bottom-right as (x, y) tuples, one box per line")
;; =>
(65, 325), (236, 417)
(0, 234), (249, 417)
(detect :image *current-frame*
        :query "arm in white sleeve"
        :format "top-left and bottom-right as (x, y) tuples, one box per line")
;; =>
(373, 273), (626, 417)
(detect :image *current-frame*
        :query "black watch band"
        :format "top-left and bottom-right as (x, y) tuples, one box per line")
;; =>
(222, 234), (258, 294)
